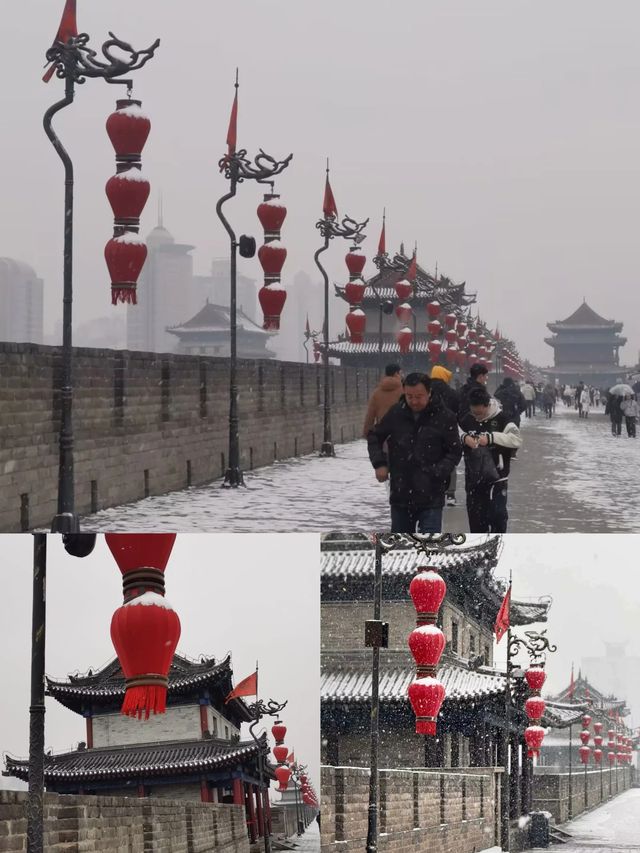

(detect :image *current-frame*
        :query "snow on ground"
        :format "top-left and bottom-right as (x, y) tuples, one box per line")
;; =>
(81, 404), (639, 533)
(282, 820), (319, 853)
(560, 788), (640, 850)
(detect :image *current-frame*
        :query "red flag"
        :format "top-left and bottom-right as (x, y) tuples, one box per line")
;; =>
(43, 0), (78, 82)
(287, 751), (294, 764)
(305, 315), (310, 336)
(226, 87), (238, 157)
(585, 686), (591, 701)
(406, 252), (417, 283)
(323, 175), (338, 218)
(569, 663), (575, 699)
(494, 584), (511, 644)
(377, 217), (386, 255)
(225, 670), (257, 703)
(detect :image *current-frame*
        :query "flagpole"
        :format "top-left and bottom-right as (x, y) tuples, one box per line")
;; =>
(255, 662), (271, 853)
(501, 572), (512, 852)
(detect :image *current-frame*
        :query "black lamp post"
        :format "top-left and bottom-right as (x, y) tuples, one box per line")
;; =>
(27, 533), (97, 853)
(247, 698), (288, 853)
(314, 164), (368, 457)
(216, 74), (293, 487)
(43, 2), (159, 533)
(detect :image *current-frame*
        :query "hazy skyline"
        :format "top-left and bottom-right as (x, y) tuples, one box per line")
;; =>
(0, 534), (320, 793)
(1, 1), (639, 365)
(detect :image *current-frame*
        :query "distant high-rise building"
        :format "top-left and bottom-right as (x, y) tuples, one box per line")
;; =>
(126, 222), (195, 353)
(208, 258), (258, 323)
(0, 258), (43, 344)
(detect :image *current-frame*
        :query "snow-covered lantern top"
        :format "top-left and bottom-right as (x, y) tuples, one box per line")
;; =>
(345, 248), (366, 278)
(426, 301), (441, 319)
(106, 100), (151, 160)
(257, 195), (288, 239)
(409, 568), (446, 624)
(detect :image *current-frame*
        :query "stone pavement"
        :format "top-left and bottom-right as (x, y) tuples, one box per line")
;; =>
(81, 407), (637, 533)
(552, 788), (640, 851)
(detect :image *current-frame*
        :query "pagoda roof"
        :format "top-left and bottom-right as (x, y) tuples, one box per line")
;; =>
(46, 654), (253, 721)
(167, 301), (269, 337)
(549, 673), (629, 717)
(4, 735), (269, 785)
(321, 537), (551, 626)
(548, 302), (622, 331)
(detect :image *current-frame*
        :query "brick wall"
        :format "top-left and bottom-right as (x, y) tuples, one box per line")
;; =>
(0, 343), (380, 531)
(321, 764), (502, 853)
(532, 766), (633, 824)
(0, 789), (250, 853)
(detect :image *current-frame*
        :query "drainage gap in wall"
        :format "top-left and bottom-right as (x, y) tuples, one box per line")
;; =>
(20, 493), (29, 532)
(312, 432), (315, 451)
(273, 442), (278, 461)
(186, 460), (192, 488)
(90, 480), (98, 514)
(220, 453), (225, 477)
(144, 469), (150, 498)
(294, 437), (298, 457)
(340, 425), (344, 443)
(249, 448), (254, 470)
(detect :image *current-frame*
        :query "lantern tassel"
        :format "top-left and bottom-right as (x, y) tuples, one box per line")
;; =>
(112, 287), (138, 306)
(121, 684), (167, 720)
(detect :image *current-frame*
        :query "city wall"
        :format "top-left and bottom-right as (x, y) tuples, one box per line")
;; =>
(0, 789), (249, 853)
(0, 343), (380, 531)
(532, 766), (633, 824)
(321, 764), (503, 853)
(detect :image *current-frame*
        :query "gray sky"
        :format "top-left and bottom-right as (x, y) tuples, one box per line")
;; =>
(0, 533), (320, 791)
(492, 534), (640, 727)
(1, 0), (639, 364)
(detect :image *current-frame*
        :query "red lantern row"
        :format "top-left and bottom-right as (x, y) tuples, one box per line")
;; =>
(272, 719), (292, 792)
(407, 567), (447, 737)
(105, 100), (152, 305)
(258, 194), (288, 330)
(106, 534), (180, 720)
(345, 247), (367, 343)
(524, 666), (547, 759)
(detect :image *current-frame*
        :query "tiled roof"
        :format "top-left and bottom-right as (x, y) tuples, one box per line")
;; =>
(556, 302), (616, 327)
(4, 737), (267, 784)
(542, 701), (589, 728)
(167, 302), (268, 336)
(321, 660), (506, 706)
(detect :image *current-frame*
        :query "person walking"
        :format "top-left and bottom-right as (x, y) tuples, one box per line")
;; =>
(495, 377), (526, 426)
(458, 388), (522, 533)
(621, 395), (638, 438)
(458, 363), (489, 417)
(607, 392), (623, 436)
(362, 364), (403, 437)
(521, 380), (536, 418)
(430, 365), (460, 507)
(367, 372), (462, 533)
(580, 386), (591, 419)
(575, 381), (585, 416)
(542, 384), (555, 418)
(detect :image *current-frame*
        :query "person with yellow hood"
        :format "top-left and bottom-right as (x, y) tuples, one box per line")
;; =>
(430, 365), (461, 506)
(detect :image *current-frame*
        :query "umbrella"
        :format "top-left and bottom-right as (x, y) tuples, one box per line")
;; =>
(609, 384), (634, 396)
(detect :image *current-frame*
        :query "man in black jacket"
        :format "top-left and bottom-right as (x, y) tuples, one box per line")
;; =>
(494, 377), (526, 426)
(367, 372), (462, 533)
(458, 387), (523, 533)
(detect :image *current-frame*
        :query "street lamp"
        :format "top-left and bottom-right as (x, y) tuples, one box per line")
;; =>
(245, 699), (288, 853)
(43, 0), (159, 533)
(314, 164), (368, 457)
(216, 73), (293, 487)
(27, 533), (97, 853)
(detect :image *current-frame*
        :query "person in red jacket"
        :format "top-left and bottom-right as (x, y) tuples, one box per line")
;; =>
(362, 364), (404, 437)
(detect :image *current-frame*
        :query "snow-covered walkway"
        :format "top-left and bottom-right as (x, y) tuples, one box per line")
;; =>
(558, 788), (640, 850)
(80, 406), (639, 532)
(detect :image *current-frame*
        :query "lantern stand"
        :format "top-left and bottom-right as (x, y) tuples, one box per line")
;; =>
(43, 10), (159, 533)
(246, 697), (288, 853)
(217, 74), (293, 487)
(507, 622), (558, 851)
(314, 163), (368, 457)
(27, 533), (97, 853)
(568, 722), (573, 820)
(289, 761), (307, 835)
(364, 533), (466, 853)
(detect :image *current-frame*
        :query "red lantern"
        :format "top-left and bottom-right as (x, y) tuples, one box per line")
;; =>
(273, 745), (288, 763)
(580, 730), (590, 746)
(579, 746), (591, 765)
(427, 319), (442, 337)
(344, 281), (366, 305)
(444, 329), (457, 344)
(445, 345), (458, 366)
(105, 534), (176, 579)
(525, 697), (546, 721)
(346, 309), (366, 343)
(257, 197), (288, 237)
(444, 313), (456, 329)
(407, 677), (446, 735)
(594, 735), (603, 747)
(106, 100), (151, 159)
(395, 303), (412, 325)
(524, 725), (545, 758)
(428, 339), (442, 360)
(594, 748), (603, 764)
(582, 715), (592, 729)
(110, 593), (181, 719)
(456, 349), (467, 368)
(408, 625), (445, 674)
(272, 721), (287, 743)
(608, 730), (615, 741)
(467, 328), (477, 342)
(105, 234), (147, 305)
(457, 321), (467, 336)
(608, 751), (616, 765)
(397, 327), (412, 354)
(259, 285), (287, 331)
(395, 279), (412, 300)
(105, 169), (151, 226)
(258, 242), (287, 281)
(275, 766), (291, 791)
(345, 249), (366, 277)
(525, 668), (547, 693)
(426, 301), (440, 319)
(409, 569), (446, 622)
